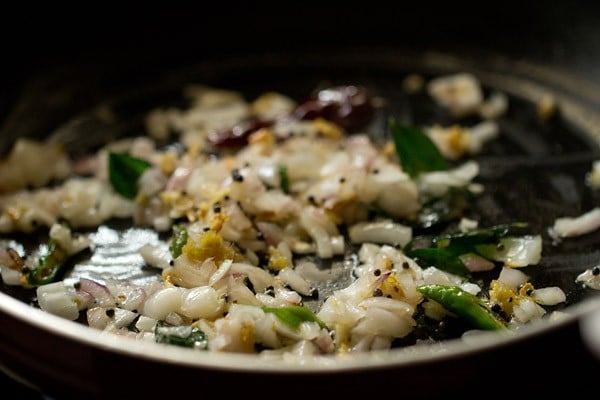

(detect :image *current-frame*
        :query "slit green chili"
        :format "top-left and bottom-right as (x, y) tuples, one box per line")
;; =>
(28, 240), (68, 286)
(417, 284), (506, 330)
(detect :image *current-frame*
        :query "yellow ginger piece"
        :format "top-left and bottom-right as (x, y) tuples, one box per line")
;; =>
(489, 280), (519, 315)
(182, 230), (242, 264)
(267, 246), (289, 271)
(379, 273), (404, 300)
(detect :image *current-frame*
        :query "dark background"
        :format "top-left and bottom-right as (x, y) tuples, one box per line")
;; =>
(1, 1), (600, 149)
(1, 1), (600, 397)
(3, 2), (600, 86)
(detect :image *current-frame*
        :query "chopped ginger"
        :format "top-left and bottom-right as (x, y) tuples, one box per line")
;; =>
(182, 230), (242, 264)
(489, 280), (519, 315)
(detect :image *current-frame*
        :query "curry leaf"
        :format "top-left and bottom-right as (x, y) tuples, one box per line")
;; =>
(263, 306), (326, 330)
(154, 322), (208, 349)
(108, 152), (151, 199)
(390, 118), (447, 178)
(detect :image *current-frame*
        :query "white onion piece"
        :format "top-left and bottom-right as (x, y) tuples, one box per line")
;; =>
(348, 220), (412, 247)
(138, 167), (167, 197)
(256, 293), (285, 307)
(498, 266), (530, 288)
(587, 161), (600, 189)
(108, 284), (147, 311)
(139, 243), (172, 270)
(420, 267), (463, 287)
(297, 321), (322, 341)
(209, 304), (260, 352)
(330, 235), (345, 255)
(209, 259), (232, 286)
(0, 267), (21, 285)
(87, 307), (111, 329)
(468, 121), (500, 154)
(358, 297), (414, 316)
(49, 223), (91, 255)
(352, 307), (415, 339)
(418, 161), (479, 197)
(314, 329), (335, 353)
(317, 295), (365, 328)
(256, 221), (284, 246)
(278, 267), (312, 296)
(78, 278), (113, 307)
(459, 253), (495, 272)
(274, 286), (303, 305)
(253, 314), (282, 349)
(512, 298), (546, 323)
(36, 282), (79, 320)
(230, 262), (274, 293)
(479, 91), (509, 120)
(459, 218), (478, 232)
(180, 286), (225, 319)
(166, 166), (192, 191)
(369, 166), (419, 219)
(112, 308), (139, 329)
(532, 287), (566, 305)
(227, 277), (262, 306)
(551, 208), (600, 239)
(427, 73), (484, 117)
(477, 235), (542, 267)
(576, 268), (600, 290)
(459, 282), (481, 296)
(142, 287), (186, 320)
(299, 207), (333, 259)
(135, 315), (157, 332)
(294, 260), (337, 283)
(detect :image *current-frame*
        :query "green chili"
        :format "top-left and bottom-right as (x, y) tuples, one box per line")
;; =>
(28, 240), (68, 286)
(405, 223), (530, 277)
(417, 284), (506, 330)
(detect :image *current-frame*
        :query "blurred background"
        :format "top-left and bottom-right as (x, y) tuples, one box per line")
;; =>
(1, 1), (600, 142)
(2, 1), (600, 143)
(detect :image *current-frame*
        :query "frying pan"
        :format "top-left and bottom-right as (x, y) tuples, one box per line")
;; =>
(1, 3), (600, 398)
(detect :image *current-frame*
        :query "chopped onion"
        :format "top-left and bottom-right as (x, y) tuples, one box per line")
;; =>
(139, 243), (172, 270)
(180, 286), (225, 319)
(477, 235), (542, 267)
(348, 220), (412, 247)
(550, 208), (600, 239)
(142, 287), (186, 320)
(459, 253), (495, 272)
(531, 287), (566, 305)
(498, 266), (530, 288)
(576, 268), (600, 290)
(278, 267), (312, 296)
(37, 282), (79, 321)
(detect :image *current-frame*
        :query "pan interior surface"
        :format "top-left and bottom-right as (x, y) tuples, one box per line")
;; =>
(1, 49), (600, 387)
